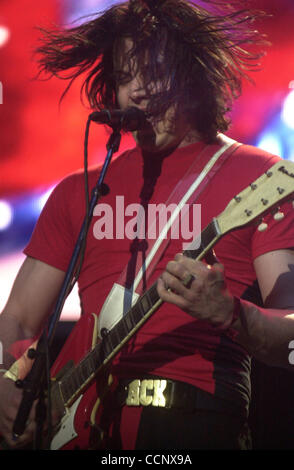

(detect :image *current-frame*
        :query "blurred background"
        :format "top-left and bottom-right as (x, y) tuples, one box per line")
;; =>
(0, 0), (294, 449)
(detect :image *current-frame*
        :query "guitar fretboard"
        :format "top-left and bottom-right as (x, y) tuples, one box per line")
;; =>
(57, 219), (219, 406)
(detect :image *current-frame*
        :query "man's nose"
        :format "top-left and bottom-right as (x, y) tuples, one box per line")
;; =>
(128, 76), (147, 103)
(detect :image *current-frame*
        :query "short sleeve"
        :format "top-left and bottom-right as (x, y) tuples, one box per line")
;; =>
(251, 200), (294, 260)
(24, 174), (81, 271)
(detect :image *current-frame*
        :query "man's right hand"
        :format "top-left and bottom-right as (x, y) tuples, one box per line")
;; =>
(0, 373), (37, 449)
(0, 256), (66, 449)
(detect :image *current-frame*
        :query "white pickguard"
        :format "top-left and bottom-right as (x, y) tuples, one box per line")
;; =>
(50, 395), (83, 450)
(98, 283), (139, 338)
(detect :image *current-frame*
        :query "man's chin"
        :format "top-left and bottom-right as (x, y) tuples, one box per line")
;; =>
(136, 130), (183, 156)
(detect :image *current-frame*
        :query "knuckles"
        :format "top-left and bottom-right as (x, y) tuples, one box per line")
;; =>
(159, 256), (229, 323)
(166, 260), (186, 278)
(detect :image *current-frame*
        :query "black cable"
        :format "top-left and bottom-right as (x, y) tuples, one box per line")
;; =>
(70, 116), (92, 288)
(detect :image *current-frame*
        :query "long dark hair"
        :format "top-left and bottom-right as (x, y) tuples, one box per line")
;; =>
(35, 0), (268, 142)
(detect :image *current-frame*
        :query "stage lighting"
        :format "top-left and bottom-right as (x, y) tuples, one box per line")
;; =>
(38, 186), (55, 212)
(0, 26), (10, 47)
(281, 89), (294, 130)
(257, 133), (283, 157)
(0, 200), (13, 231)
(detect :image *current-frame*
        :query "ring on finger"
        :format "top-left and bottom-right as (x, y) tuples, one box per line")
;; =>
(182, 273), (196, 289)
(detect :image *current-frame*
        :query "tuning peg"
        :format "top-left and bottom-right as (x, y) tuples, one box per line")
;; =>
(273, 210), (285, 221)
(258, 220), (268, 232)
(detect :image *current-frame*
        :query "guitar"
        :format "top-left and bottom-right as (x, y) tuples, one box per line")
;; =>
(4, 160), (294, 450)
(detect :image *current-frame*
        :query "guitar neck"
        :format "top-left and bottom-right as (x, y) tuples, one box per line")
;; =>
(54, 219), (221, 408)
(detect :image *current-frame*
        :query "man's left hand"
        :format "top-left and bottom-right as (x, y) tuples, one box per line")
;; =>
(157, 253), (234, 328)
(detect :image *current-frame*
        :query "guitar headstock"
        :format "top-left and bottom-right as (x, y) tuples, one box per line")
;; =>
(216, 161), (294, 235)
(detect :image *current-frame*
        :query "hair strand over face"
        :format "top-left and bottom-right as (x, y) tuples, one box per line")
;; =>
(35, 0), (269, 142)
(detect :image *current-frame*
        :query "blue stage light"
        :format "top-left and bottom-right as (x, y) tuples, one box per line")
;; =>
(0, 200), (13, 231)
(257, 133), (283, 157)
(281, 89), (294, 130)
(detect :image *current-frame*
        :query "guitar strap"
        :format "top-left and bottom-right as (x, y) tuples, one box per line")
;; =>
(2, 135), (241, 383)
(97, 133), (242, 337)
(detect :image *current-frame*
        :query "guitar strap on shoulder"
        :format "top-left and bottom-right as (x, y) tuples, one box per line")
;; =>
(97, 134), (242, 337)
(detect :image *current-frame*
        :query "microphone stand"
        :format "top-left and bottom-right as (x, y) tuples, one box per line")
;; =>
(12, 120), (122, 449)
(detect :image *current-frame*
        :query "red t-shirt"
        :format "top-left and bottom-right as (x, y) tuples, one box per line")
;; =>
(24, 140), (294, 413)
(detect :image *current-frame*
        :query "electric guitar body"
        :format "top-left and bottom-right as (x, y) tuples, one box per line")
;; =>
(50, 313), (115, 450)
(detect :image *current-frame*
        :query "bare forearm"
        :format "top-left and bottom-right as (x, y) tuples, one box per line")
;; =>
(0, 258), (66, 372)
(234, 300), (294, 368)
(0, 310), (33, 369)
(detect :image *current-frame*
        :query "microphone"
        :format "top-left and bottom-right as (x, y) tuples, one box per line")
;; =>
(89, 107), (147, 131)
